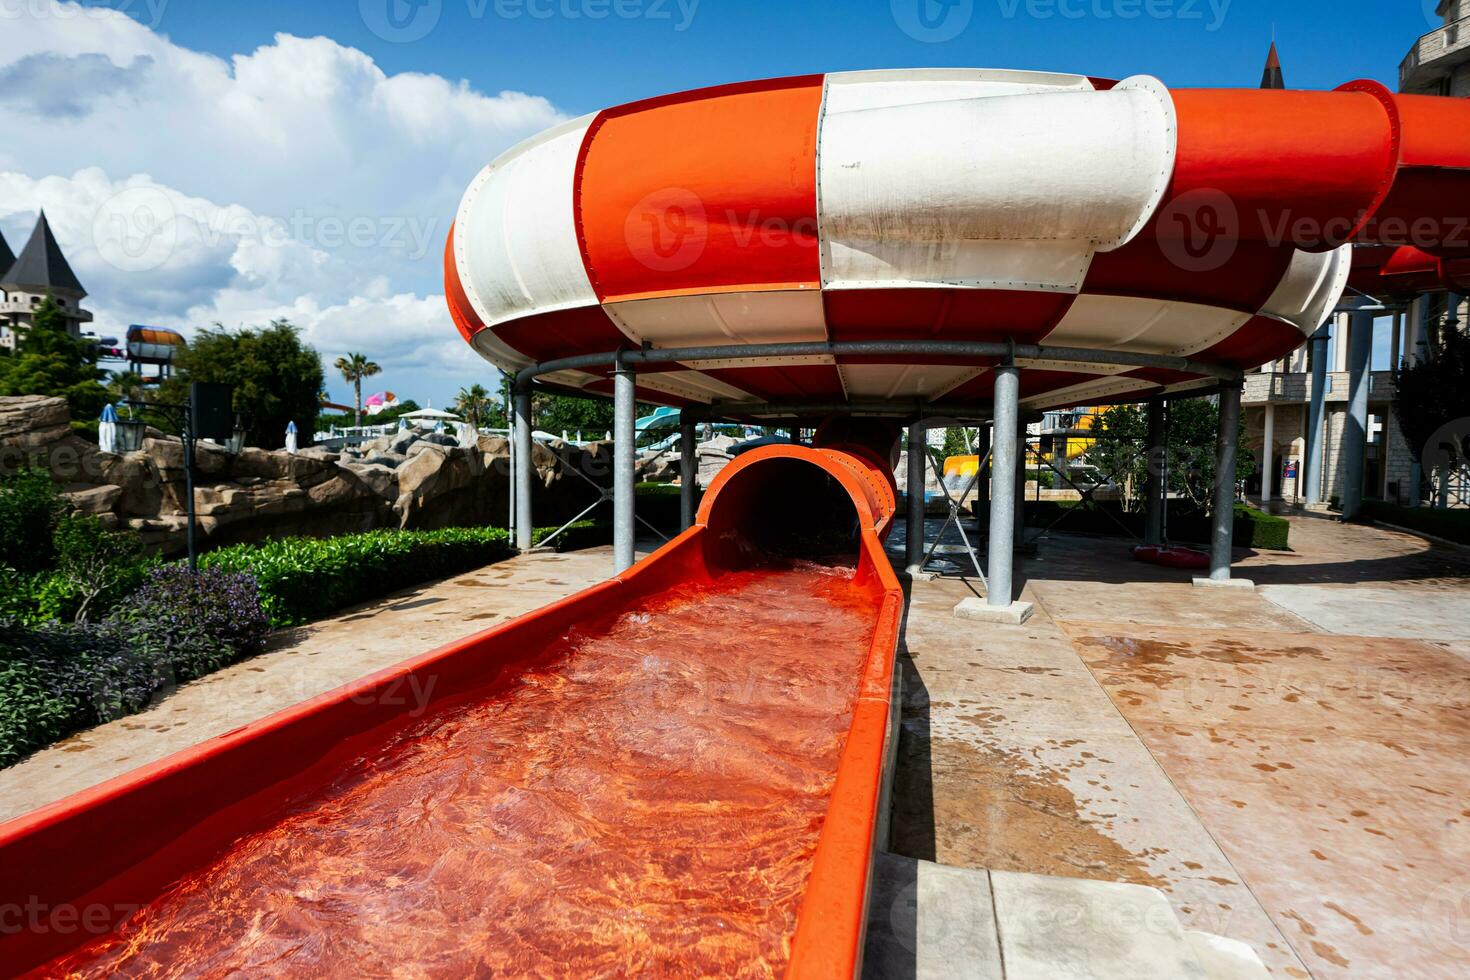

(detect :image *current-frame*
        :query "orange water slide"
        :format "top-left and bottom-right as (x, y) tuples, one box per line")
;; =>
(0, 437), (903, 979)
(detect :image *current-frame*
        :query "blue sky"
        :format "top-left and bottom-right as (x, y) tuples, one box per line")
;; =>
(124, 0), (1439, 107)
(0, 0), (1439, 411)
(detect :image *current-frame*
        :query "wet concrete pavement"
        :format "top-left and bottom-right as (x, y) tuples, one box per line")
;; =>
(889, 513), (1470, 978)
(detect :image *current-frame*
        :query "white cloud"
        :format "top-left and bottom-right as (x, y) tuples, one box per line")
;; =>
(0, 1), (564, 407)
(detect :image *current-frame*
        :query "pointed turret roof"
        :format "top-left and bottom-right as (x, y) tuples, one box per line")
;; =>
(0, 226), (14, 281)
(0, 211), (85, 296)
(1260, 41), (1285, 90)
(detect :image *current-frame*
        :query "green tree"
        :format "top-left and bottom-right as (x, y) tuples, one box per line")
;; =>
(168, 320), (324, 450)
(1088, 398), (1256, 514)
(0, 294), (108, 420)
(453, 384), (494, 428)
(1394, 324), (1470, 499)
(333, 352), (382, 428)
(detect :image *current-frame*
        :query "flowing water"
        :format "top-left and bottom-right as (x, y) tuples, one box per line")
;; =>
(44, 563), (876, 979)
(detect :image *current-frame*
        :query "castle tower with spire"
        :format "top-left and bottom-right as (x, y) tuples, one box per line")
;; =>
(0, 211), (93, 351)
(1261, 40), (1285, 89)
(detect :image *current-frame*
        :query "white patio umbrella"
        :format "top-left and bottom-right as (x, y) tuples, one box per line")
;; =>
(98, 404), (119, 454)
(285, 420), (298, 455)
(399, 406), (461, 425)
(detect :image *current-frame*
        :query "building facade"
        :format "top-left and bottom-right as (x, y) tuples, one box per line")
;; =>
(1242, 294), (1467, 508)
(1402, 0), (1470, 96)
(1241, 8), (1468, 510)
(0, 212), (93, 351)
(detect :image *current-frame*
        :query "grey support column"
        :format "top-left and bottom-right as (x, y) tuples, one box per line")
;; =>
(679, 413), (697, 530)
(973, 425), (991, 525)
(955, 364), (1032, 622)
(988, 366), (1019, 605)
(905, 419), (927, 576)
(1339, 309), (1374, 521)
(513, 387), (533, 553)
(1204, 383), (1245, 586)
(613, 356), (636, 573)
(1303, 324), (1330, 506)
(1013, 435), (1027, 551)
(1144, 399), (1165, 546)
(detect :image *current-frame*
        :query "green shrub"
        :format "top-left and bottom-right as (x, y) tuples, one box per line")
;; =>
(1233, 504), (1290, 551)
(40, 515), (157, 622)
(1360, 500), (1470, 545)
(108, 566), (271, 683)
(201, 526), (514, 627)
(0, 619), (156, 767)
(0, 469), (66, 574)
(1021, 501), (1290, 550)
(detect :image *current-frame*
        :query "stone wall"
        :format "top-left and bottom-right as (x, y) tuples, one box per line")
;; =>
(0, 396), (611, 556)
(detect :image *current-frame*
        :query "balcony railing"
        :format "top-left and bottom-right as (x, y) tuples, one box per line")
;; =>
(1401, 15), (1470, 89)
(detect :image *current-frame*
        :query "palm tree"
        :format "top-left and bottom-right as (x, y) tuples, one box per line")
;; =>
(454, 383), (492, 428)
(333, 352), (381, 428)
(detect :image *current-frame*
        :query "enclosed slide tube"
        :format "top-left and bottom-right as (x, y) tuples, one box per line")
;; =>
(0, 437), (903, 978)
(445, 69), (1470, 414)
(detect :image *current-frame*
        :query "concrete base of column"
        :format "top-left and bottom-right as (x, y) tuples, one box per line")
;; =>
(1192, 576), (1256, 590)
(954, 597), (1034, 624)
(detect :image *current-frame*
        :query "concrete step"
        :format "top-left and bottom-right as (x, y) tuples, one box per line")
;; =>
(863, 854), (1270, 980)
(1185, 931), (1274, 980)
(863, 851), (1002, 979)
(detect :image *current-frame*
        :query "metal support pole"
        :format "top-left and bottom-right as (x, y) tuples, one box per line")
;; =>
(1209, 384), (1243, 583)
(905, 419), (927, 575)
(1340, 309), (1374, 521)
(182, 406), (197, 574)
(1144, 399), (1165, 546)
(1261, 403), (1276, 505)
(679, 413), (697, 531)
(988, 366), (1020, 606)
(514, 387), (533, 553)
(1303, 324), (1330, 505)
(613, 356), (636, 573)
(1014, 436), (1026, 551)
(973, 425), (991, 526)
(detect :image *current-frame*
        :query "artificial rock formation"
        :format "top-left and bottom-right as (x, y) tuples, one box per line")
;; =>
(0, 396), (609, 555)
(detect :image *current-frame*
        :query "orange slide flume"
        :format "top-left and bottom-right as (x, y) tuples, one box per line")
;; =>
(0, 436), (903, 979)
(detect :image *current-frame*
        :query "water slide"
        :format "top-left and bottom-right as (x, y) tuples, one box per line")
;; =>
(4, 67), (1469, 978)
(0, 440), (903, 977)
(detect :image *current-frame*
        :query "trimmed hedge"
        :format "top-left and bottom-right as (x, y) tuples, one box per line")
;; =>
(1360, 500), (1470, 545)
(201, 527), (516, 627)
(1020, 501), (1290, 551)
(1, 567), (270, 767)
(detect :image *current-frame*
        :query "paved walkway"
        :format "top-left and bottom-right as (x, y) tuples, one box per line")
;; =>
(889, 514), (1470, 979)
